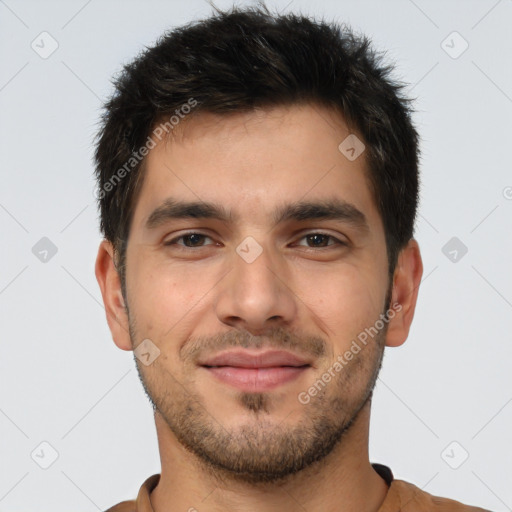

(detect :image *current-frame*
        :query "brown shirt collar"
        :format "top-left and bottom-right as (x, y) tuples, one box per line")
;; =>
(107, 463), (490, 512)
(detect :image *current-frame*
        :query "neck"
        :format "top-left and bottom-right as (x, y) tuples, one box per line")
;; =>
(149, 401), (389, 512)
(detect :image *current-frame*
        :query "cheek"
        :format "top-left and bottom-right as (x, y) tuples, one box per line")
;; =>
(128, 260), (219, 351)
(128, 266), (187, 332)
(296, 263), (385, 345)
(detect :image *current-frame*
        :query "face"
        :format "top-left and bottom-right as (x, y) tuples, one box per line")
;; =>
(108, 104), (399, 483)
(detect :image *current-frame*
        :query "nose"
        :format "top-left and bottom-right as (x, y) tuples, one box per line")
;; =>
(214, 240), (298, 334)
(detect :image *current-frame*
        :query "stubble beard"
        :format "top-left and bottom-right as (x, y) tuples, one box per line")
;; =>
(131, 318), (388, 485)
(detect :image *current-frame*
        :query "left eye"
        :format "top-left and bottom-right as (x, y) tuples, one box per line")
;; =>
(295, 233), (344, 248)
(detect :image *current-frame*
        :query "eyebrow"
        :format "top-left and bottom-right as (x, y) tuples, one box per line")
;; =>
(144, 197), (370, 233)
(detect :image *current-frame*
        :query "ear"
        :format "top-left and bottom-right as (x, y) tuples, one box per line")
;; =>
(95, 240), (132, 351)
(385, 238), (423, 348)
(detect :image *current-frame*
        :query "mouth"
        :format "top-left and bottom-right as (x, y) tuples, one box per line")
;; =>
(199, 350), (312, 392)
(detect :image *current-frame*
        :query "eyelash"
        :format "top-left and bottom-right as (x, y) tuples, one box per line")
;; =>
(163, 231), (347, 250)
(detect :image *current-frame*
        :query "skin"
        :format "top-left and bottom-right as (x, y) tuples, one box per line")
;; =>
(96, 103), (423, 511)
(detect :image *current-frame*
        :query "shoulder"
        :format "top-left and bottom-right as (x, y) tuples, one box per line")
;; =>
(103, 500), (136, 512)
(388, 479), (491, 511)
(103, 474), (160, 512)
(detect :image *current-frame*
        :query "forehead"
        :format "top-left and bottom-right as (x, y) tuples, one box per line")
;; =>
(131, 103), (382, 233)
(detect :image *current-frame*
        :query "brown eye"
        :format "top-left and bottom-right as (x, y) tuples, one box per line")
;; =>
(164, 233), (214, 248)
(296, 233), (346, 248)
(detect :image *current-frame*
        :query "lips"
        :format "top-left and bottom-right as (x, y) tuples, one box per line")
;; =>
(199, 350), (311, 392)
(201, 349), (311, 368)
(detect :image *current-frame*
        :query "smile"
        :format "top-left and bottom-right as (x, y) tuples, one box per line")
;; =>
(199, 349), (313, 392)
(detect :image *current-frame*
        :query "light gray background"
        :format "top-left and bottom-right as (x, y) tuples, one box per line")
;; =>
(1, 0), (511, 510)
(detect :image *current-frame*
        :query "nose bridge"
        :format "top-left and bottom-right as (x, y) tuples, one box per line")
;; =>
(214, 236), (297, 330)
(235, 237), (279, 293)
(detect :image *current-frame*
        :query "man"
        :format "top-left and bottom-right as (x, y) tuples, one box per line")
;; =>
(94, 4), (490, 511)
